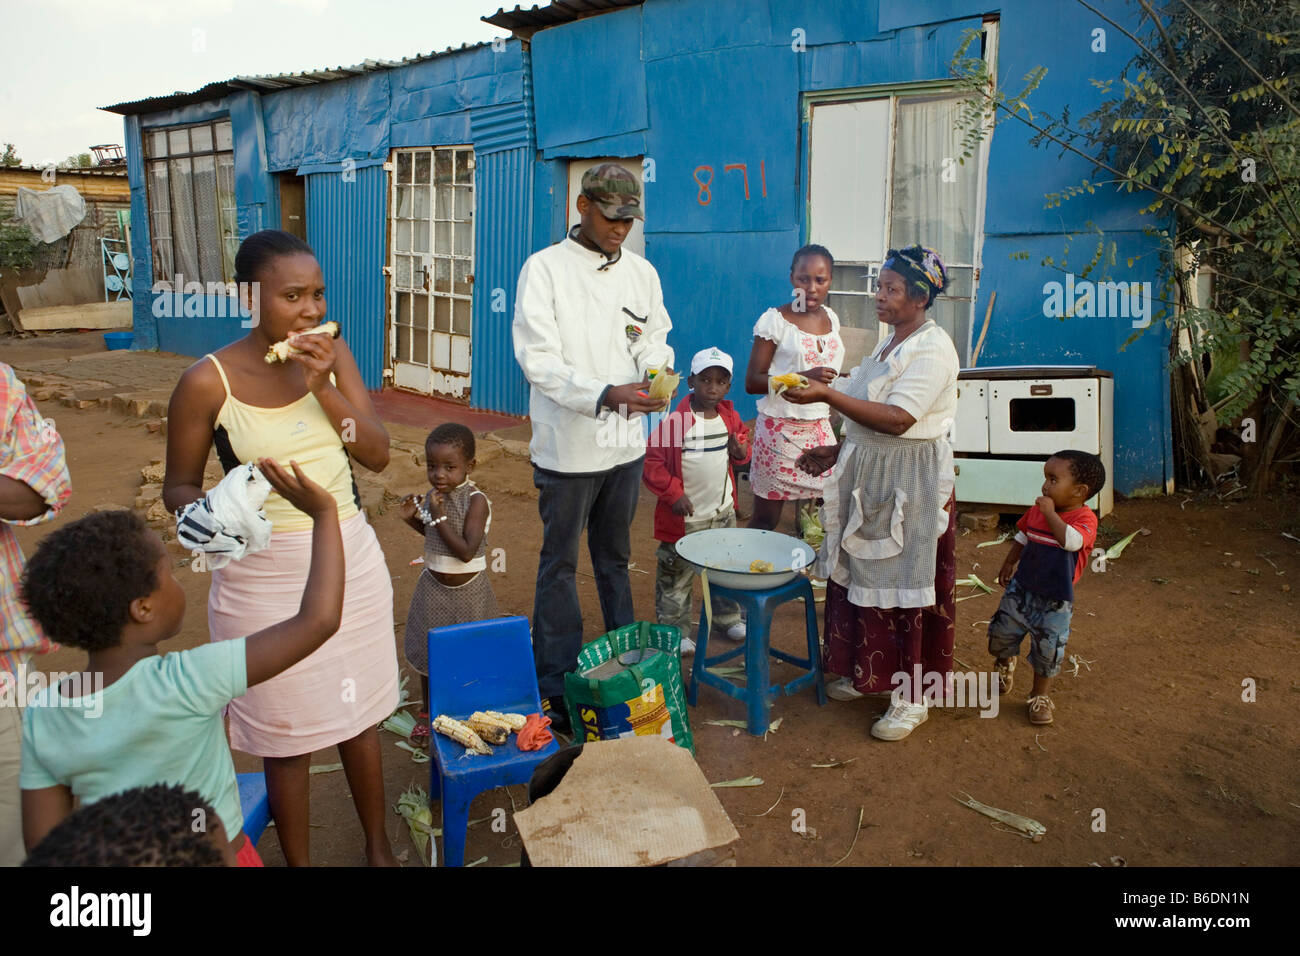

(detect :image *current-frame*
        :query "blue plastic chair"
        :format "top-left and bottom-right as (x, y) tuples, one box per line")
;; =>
(688, 575), (826, 735)
(427, 615), (559, 867)
(237, 771), (271, 845)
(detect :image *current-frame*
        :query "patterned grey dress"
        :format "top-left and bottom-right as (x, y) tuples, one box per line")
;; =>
(402, 480), (499, 675)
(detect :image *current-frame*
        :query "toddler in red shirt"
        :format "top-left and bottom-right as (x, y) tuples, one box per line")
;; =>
(987, 450), (1105, 725)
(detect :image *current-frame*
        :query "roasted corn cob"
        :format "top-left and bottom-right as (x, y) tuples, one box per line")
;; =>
(473, 710), (528, 733)
(464, 717), (509, 745)
(264, 321), (340, 363)
(431, 714), (492, 755)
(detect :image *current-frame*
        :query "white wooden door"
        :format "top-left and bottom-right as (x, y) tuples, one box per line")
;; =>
(389, 146), (474, 398)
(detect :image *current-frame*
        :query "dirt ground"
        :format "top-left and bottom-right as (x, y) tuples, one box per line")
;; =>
(9, 388), (1300, 867)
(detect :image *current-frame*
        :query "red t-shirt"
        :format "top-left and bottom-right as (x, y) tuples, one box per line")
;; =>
(1013, 505), (1098, 602)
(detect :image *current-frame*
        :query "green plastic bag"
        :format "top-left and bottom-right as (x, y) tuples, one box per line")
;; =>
(564, 621), (695, 755)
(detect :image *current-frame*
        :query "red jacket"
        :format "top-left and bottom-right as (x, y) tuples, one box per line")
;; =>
(643, 395), (752, 543)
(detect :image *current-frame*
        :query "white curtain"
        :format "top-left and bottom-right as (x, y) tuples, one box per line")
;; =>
(890, 96), (979, 359)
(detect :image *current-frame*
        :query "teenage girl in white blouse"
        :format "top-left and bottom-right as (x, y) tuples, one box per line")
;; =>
(742, 244), (845, 531)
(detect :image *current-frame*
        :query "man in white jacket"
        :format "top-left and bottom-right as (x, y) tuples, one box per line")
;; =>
(512, 164), (674, 731)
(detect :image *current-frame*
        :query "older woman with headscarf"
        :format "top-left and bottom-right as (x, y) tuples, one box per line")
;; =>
(783, 245), (959, 741)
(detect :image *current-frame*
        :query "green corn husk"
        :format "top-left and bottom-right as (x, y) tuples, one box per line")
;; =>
(395, 786), (439, 866)
(799, 503), (826, 549)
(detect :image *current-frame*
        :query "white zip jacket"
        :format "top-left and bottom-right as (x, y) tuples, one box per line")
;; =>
(512, 233), (674, 474)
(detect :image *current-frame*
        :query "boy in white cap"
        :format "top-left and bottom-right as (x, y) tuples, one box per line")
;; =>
(643, 347), (752, 654)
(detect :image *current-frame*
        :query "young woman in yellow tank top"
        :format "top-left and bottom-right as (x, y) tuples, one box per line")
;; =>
(163, 230), (400, 867)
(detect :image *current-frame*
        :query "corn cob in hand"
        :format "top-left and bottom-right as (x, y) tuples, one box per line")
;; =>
(431, 714), (493, 755)
(769, 372), (810, 396)
(264, 321), (340, 363)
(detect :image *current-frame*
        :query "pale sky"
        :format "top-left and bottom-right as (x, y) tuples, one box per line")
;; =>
(1, 0), (510, 165)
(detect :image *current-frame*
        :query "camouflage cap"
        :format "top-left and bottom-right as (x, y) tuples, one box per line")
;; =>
(580, 163), (644, 221)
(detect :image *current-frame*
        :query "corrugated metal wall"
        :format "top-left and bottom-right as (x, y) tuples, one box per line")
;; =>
(468, 146), (532, 416)
(468, 50), (534, 417)
(305, 164), (387, 390)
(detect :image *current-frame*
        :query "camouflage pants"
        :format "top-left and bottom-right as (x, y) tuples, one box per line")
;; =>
(656, 510), (743, 635)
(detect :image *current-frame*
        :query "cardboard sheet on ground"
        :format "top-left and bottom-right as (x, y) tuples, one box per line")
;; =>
(514, 737), (738, 866)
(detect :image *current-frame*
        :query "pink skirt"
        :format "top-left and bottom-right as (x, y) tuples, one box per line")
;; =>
(748, 413), (838, 501)
(208, 512), (400, 758)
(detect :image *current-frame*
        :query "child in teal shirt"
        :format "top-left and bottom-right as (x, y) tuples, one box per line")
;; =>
(18, 459), (342, 866)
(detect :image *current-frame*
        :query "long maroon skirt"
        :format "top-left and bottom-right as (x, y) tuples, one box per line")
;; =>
(822, 502), (957, 694)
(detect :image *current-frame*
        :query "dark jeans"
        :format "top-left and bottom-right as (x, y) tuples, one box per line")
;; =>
(532, 458), (642, 699)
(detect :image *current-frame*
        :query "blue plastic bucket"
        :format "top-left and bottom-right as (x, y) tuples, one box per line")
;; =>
(104, 331), (134, 351)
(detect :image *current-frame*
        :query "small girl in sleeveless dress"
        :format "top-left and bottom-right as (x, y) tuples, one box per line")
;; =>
(400, 423), (499, 743)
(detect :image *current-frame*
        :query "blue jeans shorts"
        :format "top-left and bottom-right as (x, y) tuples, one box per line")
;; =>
(986, 579), (1073, 678)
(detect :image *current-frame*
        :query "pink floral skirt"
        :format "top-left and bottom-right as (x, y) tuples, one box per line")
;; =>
(747, 413), (837, 501)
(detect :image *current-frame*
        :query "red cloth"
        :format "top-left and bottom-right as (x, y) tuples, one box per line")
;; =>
(642, 395), (751, 544)
(236, 836), (264, 867)
(822, 501), (957, 695)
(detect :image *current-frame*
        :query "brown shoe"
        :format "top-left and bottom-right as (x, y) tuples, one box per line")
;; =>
(1027, 694), (1055, 725)
(995, 658), (1016, 696)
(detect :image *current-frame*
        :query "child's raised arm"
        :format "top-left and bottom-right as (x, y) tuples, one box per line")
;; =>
(242, 459), (345, 687)
(432, 493), (489, 563)
(21, 783), (72, 851)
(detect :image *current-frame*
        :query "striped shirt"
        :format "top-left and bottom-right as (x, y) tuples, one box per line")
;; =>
(1, 362), (72, 676)
(680, 413), (733, 521)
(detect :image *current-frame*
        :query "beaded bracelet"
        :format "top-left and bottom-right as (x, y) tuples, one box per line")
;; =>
(413, 495), (446, 527)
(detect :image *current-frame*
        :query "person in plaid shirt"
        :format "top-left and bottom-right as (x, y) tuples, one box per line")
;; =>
(0, 360), (71, 865)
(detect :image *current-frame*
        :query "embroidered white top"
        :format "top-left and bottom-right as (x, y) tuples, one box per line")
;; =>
(752, 307), (845, 421)
(512, 234), (674, 474)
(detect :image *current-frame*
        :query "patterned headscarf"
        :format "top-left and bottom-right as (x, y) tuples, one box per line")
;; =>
(881, 245), (948, 308)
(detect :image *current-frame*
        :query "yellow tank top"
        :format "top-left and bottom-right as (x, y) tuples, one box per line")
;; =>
(206, 354), (360, 532)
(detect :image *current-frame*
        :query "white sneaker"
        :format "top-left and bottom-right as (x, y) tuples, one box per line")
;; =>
(680, 636), (696, 656)
(723, 622), (746, 641)
(826, 677), (864, 701)
(870, 698), (928, 741)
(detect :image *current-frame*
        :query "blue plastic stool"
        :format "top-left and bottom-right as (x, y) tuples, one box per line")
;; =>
(237, 771), (271, 845)
(427, 615), (560, 867)
(688, 575), (826, 735)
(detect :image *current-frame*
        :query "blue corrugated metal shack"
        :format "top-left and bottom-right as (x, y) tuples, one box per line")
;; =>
(491, 0), (1170, 494)
(103, 40), (534, 413)
(104, 0), (1172, 493)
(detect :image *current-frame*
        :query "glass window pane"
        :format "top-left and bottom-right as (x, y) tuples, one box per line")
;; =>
(396, 255), (412, 289)
(890, 96), (979, 264)
(453, 221), (471, 256)
(215, 121), (232, 151)
(434, 149), (453, 185)
(216, 153), (236, 282)
(453, 258), (471, 296)
(192, 154), (221, 285)
(433, 220), (450, 254)
(412, 219), (430, 255)
(827, 291), (879, 332)
(452, 298), (471, 335)
(190, 124), (213, 152)
(414, 185), (430, 221)
(455, 149), (472, 184)
(148, 130), (168, 158)
(168, 157), (200, 284)
(433, 296), (451, 332)
(146, 161), (173, 282)
(412, 295), (430, 365)
(396, 298), (411, 362)
(414, 151), (431, 184)
(168, 128), (190, 155)
(396, 185), (412, 219)
(397, 151), (412, 184)
(396, 219), (412, 253)
(453, 186), (472, 221)
(435, 185), (452, 219)
(434, 257), (451, 293)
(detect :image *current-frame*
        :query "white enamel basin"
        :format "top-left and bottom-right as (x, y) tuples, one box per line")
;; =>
(674, 528), (815, 591)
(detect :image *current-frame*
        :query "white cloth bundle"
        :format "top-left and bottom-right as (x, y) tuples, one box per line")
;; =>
(175, 463), (273, 569)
